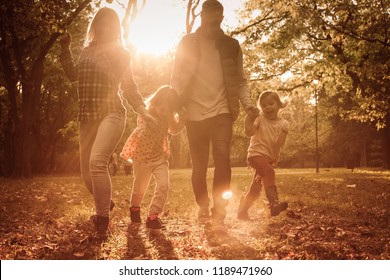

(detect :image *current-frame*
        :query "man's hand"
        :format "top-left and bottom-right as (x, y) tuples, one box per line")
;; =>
(247, 105), (259, 122)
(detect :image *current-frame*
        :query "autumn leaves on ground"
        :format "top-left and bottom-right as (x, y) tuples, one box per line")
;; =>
(0, 168), (389, 260)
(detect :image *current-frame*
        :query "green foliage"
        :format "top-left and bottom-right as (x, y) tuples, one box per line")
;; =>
(1, 0), (388, 175)
(232, 0), (390, 168)
(0, 0), (96, 177)
(236, 0), (389, 128)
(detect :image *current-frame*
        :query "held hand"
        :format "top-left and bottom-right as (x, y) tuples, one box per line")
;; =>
(59, 32), (72, 49)
(247, 106), (259, 122)
(178, 107), (188, 121)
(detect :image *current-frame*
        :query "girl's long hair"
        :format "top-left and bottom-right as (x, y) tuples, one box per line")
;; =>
(146, 86), (179, 113)
(84, 7), (123, 47)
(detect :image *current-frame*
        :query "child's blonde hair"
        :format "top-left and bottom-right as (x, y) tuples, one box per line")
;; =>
(257, 90), (288, 109)
(146, 85), (179, 113)
(84, 7), (123, 47)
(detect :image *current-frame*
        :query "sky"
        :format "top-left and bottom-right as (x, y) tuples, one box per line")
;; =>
(108, 0), (245, 55)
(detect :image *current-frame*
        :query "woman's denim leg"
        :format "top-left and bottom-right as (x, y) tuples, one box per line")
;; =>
(89, 112), (125, 217)
(79, 121), (99, 195)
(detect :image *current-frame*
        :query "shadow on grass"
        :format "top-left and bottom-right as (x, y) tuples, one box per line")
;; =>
(40, 219), (109, 260)
(125, 223), (178, 260)
(125, 223), (147, 259)
(148, 229), (178, 260)
(202, 222), (262, 259)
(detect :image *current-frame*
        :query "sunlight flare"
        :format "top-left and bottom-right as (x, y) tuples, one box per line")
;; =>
(107, 0), (244, 56)
(222, 190), (233, 200)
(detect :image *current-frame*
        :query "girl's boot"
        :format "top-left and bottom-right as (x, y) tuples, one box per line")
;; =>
(265, 185), (288, 216)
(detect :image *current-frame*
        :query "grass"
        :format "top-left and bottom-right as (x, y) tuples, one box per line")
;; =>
(0, 168), (389, 260)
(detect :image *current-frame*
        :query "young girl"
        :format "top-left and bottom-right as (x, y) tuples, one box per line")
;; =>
(237, 90), (289, 220)
(59, 7), (154, 237)
(121, 85), (186, 229)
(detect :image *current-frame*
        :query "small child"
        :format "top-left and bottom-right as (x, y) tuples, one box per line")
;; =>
(238, 90), (289, 220)
(121, 85), (186, 229)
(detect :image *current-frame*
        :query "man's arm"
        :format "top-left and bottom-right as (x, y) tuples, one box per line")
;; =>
(244, 114), (256, 137)
(236, 47), (259, 121)
(170, 40), (188, 97)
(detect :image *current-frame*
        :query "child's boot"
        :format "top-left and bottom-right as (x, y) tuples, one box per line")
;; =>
(265, 185), (288, 216)
(130, 206), (141, 223)
(146, 213), (164, 229)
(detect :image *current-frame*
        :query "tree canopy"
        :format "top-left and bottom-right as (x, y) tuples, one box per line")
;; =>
(0, 0), (389, 177)
(233, 0), (389, 167)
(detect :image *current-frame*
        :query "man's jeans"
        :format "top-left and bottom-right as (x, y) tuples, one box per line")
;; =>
(186, 113), (233, 219)
(79, 112), (125, 217)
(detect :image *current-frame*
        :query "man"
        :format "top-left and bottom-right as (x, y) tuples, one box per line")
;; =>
(171, 0), (258, 233)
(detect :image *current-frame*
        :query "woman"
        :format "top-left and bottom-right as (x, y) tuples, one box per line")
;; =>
(60, 7), (154, 237)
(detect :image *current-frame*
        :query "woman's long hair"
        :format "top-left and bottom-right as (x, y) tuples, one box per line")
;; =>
(84, 7), (123, 47)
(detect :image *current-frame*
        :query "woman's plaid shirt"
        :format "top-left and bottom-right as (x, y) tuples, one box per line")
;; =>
(60, 42), (145, 121)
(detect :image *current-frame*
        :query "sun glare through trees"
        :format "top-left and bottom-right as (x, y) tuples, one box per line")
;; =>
(108, 0), (243, 55)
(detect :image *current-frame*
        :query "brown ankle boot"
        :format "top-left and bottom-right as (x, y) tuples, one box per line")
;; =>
(265, 185), (288, 216)
(93, 216), (109, 237)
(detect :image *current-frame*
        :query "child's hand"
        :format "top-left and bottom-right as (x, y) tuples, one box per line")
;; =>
(60, 32), (72, 49)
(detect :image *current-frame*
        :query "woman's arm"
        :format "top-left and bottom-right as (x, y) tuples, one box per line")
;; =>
(120, 51), (156, 125)
(59, 33), (78, 82)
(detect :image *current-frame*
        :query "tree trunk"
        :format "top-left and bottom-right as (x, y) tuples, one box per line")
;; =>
(382, 116), (390, 169)
(10, 60), (44, 177)
(1, 0), (91, 177)
(360, 138), (367, 167)
(2, 116), (14, 177)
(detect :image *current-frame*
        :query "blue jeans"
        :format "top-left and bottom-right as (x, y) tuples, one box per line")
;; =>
(79, 112), (125, 217)
(186, 113), (233, 219)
